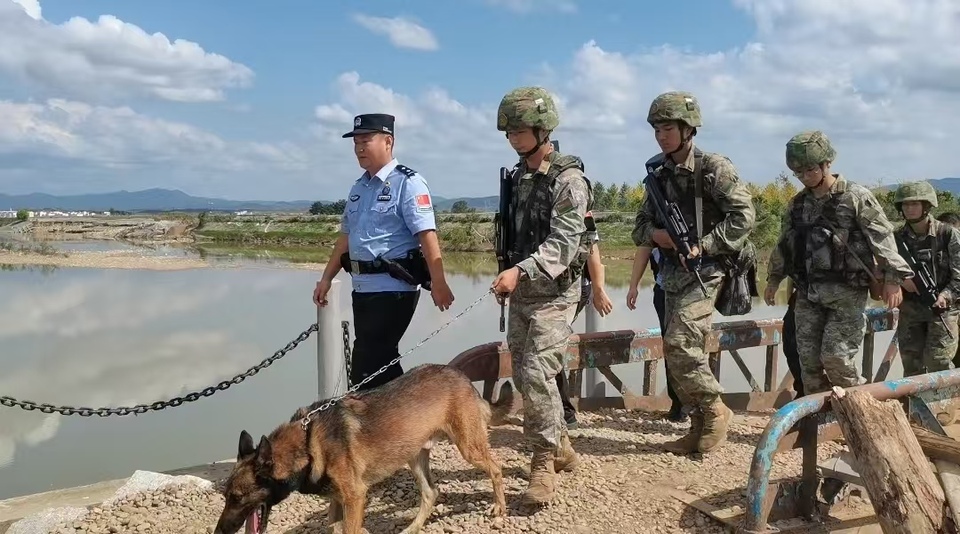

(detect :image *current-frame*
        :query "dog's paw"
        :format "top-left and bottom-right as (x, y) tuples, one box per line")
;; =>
(488, 502), (507, 518)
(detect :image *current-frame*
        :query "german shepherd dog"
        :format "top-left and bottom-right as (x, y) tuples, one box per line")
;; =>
(213, 364), (515, 534)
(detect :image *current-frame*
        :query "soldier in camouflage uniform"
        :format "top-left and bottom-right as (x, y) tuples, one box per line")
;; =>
(892, 181), (960, 376)
(632, 91), (757, 455)
(765, 130), (913, 394)
(490, 86), (592, 505)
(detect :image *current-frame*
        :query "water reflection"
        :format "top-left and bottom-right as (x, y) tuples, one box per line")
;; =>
(0, 242), (899, 500)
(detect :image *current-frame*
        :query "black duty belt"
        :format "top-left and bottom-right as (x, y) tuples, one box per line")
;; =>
(340, 249), (432, 290)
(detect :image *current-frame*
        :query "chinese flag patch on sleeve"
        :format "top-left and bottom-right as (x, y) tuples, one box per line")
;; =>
(416, 194), (432, 210)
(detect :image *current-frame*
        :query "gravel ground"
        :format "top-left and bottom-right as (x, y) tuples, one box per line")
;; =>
(50, 409), (863, 534)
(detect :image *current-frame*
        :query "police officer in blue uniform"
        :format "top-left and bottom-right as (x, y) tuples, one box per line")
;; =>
(313, 113), (455, 390)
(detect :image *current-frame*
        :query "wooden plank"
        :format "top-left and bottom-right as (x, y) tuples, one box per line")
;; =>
(913, 425), (960, 466)
(661, 486), (742, 528)
(830, 387), (949, 533)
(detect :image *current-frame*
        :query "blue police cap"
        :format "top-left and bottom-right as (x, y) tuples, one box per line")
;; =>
(342, 113), (395, 138)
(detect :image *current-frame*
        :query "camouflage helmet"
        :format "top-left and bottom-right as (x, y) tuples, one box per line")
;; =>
(785, 130), (836, 172)
(497, 86), (559, 132)
(894, 180), (939, 208)
(646, 91), (702, 128)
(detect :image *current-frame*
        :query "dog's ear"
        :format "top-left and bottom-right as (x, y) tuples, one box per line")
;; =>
(255, 434), (273, 469)
(238, 430), (256, 459)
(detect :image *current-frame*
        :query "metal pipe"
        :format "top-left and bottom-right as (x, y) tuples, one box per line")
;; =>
(583, 280), (605, 398)
(316, 278), (346, 399)
(742, 369), (960, 533)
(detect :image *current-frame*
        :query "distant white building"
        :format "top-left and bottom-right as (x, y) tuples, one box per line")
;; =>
(0, 210), (19, 218)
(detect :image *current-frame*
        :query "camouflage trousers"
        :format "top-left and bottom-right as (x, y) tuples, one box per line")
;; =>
(897, 297), (959, 376)
(507, 283), (580, 453)
(794, 284), (868, 394)
(661, 267), (725, 407)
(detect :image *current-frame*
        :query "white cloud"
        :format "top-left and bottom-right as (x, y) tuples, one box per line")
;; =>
(3, 0), (960, 199)
(310, 0), (960, 198)
(484, 0), (577, 14)
(352, 14), (439, 51)
(0, 98), (308, 179)
(0, 0), (253, 103)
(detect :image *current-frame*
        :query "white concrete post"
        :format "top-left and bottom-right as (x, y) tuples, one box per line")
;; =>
(317, 278), (347, 400)
(582, 287), (606, 399)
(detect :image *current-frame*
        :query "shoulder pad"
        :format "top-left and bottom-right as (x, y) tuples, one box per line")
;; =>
(552, 154), (585, 174)
(644, 153), (666, 173)
(395, 164), (417, 178)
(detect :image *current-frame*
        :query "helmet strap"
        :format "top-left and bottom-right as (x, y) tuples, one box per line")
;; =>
(667, 122), (694, 159)
(517, 128), (549, 158)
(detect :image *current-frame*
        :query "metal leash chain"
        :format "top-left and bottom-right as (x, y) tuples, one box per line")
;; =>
(300, 291), (491, 429)
(0, 323), (319, 417)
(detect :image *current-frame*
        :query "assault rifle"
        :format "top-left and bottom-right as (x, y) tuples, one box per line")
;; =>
(642, 163), (707, 296)
(491, 140), (561, 332)
(895, 234), (953, 335)
(494, 166), (514, 332)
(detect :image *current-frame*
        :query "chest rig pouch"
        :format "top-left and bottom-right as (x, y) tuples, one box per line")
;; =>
(652, 149), (758, 315)
(510, 153), (592, 298)
(787, 188), (875, 288)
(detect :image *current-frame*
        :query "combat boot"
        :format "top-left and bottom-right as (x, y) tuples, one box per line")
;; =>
(698, 399), (734, 453)
(662, 410), (703, 455)
(554, 432), (580, 472)
(521, 448), (557, 505)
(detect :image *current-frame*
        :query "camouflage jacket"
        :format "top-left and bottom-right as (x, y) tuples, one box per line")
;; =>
(511, 151), (593, 298)
(768, 174), (913, 288)
(632, 143), (756, 259)
(896, 215), (960, 306)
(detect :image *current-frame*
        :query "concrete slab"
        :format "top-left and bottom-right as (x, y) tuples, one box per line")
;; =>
(0, 458), (236, 534)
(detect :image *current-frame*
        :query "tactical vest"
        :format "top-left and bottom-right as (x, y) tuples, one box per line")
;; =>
(510, 152), (593, 289)
(646, 148), (728, 266)
(783, 184), (875, 287)
(897, 218), (953, 301)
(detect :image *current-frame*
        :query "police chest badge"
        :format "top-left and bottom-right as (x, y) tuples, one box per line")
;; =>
(349, 194), (360, 202)
(377, 183), (392, 202)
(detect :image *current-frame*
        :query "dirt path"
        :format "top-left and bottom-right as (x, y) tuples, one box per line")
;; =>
(52, 409), (870, 534)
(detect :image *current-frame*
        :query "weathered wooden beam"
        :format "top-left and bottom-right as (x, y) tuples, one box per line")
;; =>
(830, 387), (948, 534)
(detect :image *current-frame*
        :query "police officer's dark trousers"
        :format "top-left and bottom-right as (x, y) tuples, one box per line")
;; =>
(349, 290), (420, 390)
(782, 289), (804, 397)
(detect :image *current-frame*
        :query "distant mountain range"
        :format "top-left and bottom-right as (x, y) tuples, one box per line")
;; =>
(0, 188), (500, 213)
(3, 178), (958, 213)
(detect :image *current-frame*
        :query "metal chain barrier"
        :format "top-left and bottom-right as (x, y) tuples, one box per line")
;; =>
(0, 323), (319, 417)
(300, 291), (491, 429)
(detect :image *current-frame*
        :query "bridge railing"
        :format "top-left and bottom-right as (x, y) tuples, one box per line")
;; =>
(448, 305), (902, 415)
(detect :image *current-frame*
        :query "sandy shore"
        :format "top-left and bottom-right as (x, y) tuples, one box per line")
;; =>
(0, 249), (326, 272)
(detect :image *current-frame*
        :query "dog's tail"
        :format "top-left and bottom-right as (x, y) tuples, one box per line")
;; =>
(483, 381), (518, 427)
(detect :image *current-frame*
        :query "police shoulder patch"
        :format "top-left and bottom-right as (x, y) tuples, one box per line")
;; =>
(395, 164), (417, 178)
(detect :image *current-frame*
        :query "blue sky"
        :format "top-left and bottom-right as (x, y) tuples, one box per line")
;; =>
(1, 0), (958, 200)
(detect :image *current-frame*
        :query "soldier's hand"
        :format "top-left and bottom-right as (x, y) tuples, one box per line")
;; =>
(679, 245), (700, 270)
(431, 279), (455, 311)
(882, 284), (903, 309)
(313, 279), (332, 307)
(902, 278), (918, 294)
(593, 288), (613, 316)
(935, 294), (948, 309)
(626, 287), (639, 310)
(491, 267), (520, 296)
(763, 283), (778, 306)
(652, 229), (675, 249)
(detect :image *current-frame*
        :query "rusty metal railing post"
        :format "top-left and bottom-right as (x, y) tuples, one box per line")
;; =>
(741, 369), (960, 533)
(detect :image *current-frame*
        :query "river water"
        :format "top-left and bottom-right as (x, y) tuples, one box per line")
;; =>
(0, 242), (901, 500)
